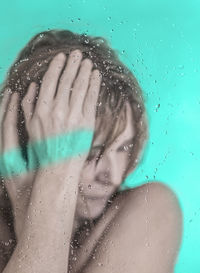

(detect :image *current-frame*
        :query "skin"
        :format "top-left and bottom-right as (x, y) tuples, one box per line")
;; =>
(73, 101), (135, 230)
(0, 50), (183, 273)
(0, 49), (134, 238)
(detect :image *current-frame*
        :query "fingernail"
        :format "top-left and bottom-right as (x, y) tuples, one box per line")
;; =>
(31, 82), (38, 89)
(56, 52), (66, 60)
(71, 49), (82, 58)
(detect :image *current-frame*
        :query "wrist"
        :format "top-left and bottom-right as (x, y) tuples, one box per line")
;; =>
(30, 159), (82, 210)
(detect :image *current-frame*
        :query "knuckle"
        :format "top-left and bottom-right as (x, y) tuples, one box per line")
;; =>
(33, 110), (43, 120)
(67, 111), (82, 126)
(28, 119), (38, 133)
(74, 78), (85, 89)
(53, 108), (64, 121)
(21, 97), (27, 106)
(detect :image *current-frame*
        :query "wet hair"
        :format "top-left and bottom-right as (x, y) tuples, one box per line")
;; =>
(0, 29), (148, 186)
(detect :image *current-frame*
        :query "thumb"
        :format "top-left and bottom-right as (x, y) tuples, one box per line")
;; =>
(0, 92), (27, 179)
(2, 92), (20, 152)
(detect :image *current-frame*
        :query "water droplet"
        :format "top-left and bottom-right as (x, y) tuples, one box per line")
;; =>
(155, 104), (160, 112)
(88, 184), (92, 189)
(178, 64), (184, 69)
(145, 242), (150, 247)
(124, 145), (129, 151)
(79, 185), (84, 193)
(115, 205), (119, 209)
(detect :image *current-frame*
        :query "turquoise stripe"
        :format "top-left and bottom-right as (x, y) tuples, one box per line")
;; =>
(0, 129), (94, 178)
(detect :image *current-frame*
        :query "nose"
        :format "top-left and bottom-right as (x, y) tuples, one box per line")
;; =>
(95, 170), (112, 186)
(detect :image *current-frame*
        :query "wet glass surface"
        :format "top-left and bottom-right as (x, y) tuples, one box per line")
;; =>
(0, 0), (199, 272)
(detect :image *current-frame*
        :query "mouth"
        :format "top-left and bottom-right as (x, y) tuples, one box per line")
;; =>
(85, 195), (107, 201)
(78, 191), (109, 201)
(79, 184), (111, 199)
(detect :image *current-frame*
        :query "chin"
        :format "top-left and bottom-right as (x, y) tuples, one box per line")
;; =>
(77, 204), (104, 221)
(76, 193), (109, 222)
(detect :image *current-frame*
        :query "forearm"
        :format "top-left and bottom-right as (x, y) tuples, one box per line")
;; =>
(12, 182), (35, 241)
(3, 161), (80, 273)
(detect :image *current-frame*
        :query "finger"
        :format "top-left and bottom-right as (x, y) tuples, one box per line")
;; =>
(2, 92), (20, 152)
(69, 58), (93, 115)
(0, 88), (12, 124)
(21, 82), (38, 123)
(83, 70), (102, 121)
(54, 49), (82, 106)
(0, 88), (12, 151)
(35, 52), (66, 114)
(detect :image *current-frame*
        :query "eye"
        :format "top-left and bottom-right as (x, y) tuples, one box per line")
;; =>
(118, 145), (128, 152)
(118, 143), (133, 152)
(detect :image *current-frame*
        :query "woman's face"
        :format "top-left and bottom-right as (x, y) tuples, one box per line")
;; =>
(75, 103), (135, 220)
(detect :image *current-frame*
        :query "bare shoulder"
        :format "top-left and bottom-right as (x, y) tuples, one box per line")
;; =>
(80, 182), (183, 273)
(118, 181), (181, 206)
(116, 181), (182, 225)
(69, 182), (182, 273)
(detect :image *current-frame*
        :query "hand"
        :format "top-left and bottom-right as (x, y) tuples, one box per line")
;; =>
(0, 49), (101, 240)
(21, 50), (102, 171)
(0, 88), (37, 240)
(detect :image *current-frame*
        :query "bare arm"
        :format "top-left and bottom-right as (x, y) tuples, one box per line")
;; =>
(0, 49), (101, 272)
(3, 161), (80, 273)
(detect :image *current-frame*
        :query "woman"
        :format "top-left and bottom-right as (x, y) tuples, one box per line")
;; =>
(0, 29), (182, 273)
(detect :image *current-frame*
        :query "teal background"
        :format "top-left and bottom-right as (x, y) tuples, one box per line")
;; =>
(0, 0), (199, 272)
